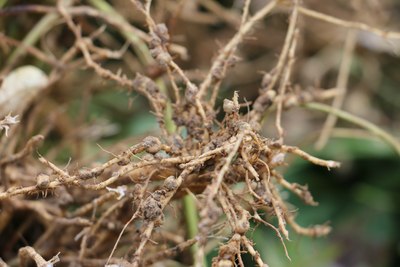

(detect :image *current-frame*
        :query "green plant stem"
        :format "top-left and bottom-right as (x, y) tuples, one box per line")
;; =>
(164, 101), (177, 133)
(303, 102), (400, 156)
(183, 193), (199, 242)
(156, 72), (202, 265)
(183, 193), (206, 266)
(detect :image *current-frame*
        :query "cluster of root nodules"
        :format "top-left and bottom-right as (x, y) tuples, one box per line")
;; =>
(0, 91), (338, 267)
(0, 1), (343, 267)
